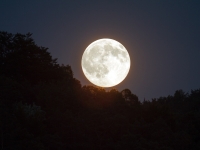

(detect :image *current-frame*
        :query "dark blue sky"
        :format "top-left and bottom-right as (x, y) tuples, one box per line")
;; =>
(1, 0), (200, 100)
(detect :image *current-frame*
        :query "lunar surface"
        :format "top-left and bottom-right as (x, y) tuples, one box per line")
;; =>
(81, 38), (130, 87)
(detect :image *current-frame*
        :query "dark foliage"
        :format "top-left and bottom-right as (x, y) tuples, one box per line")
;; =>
(0, 31), (199, 150)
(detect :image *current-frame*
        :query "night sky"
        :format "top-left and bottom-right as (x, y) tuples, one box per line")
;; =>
(1, 0), (200, 100)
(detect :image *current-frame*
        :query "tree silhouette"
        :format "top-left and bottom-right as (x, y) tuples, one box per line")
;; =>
(0, 31), (73, 85)
(0, 31), (199, 149)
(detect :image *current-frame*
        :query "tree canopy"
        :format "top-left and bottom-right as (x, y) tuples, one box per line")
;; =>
(0, 31), (200, 150)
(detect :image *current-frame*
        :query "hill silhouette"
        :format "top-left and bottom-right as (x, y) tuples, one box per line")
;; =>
(0, 31), (200, 149)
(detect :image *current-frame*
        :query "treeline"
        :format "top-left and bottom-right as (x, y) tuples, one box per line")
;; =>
(0, 31), (199, 150)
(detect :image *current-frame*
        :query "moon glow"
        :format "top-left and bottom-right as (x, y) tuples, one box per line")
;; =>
(81, 38), (131, 87)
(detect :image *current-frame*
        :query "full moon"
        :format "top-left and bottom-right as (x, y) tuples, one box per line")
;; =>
(81, 38), (130, 87)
